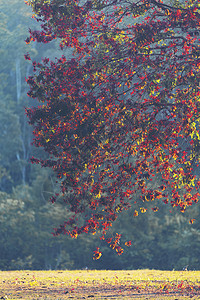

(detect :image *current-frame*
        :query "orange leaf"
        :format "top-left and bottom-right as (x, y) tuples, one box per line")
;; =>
(189, 219), (195, 224)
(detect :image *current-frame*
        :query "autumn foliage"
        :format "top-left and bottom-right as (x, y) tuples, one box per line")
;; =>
(25, 0), (200, 257)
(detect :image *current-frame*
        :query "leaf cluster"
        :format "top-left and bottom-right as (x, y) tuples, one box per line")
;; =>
(25, 0), (200, 256)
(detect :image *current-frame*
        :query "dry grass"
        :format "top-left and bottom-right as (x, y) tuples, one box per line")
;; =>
(0, 269), (200, 299)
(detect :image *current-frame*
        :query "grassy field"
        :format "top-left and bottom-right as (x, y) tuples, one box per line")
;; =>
(0, 269), (200, 299)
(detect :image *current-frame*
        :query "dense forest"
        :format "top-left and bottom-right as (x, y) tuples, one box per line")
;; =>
(0, 0), (200, 271)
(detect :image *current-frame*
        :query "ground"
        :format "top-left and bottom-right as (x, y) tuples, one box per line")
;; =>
(0, 270), (200, 299)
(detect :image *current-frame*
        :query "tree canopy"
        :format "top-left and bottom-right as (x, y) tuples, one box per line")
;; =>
(25, 0), (200, 258)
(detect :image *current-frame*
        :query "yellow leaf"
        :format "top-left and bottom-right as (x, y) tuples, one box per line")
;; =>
(140, 207), (147, 213)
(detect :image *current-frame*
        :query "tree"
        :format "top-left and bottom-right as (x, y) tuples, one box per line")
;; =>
(0, 0), (36, 191)
(25, 0), (200, 258)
